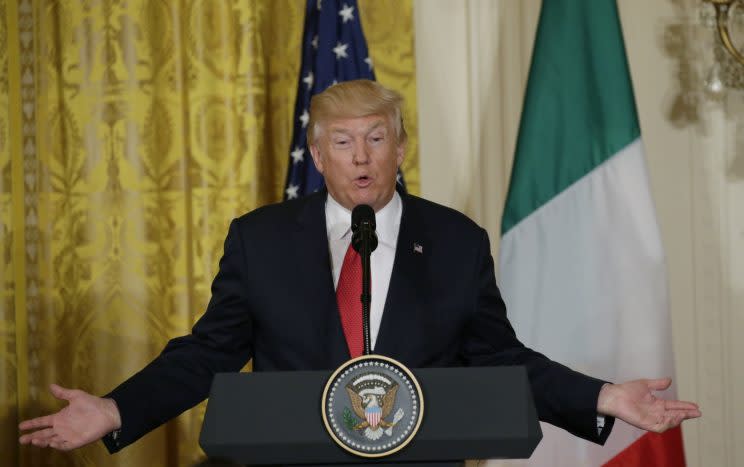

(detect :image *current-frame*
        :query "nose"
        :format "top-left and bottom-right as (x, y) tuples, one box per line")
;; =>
(353, 142), (371, 165)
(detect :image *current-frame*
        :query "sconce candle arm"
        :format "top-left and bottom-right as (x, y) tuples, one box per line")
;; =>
(707, 0), (744, 66)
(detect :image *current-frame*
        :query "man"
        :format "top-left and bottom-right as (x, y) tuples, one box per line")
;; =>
(19, 80), (700, 456)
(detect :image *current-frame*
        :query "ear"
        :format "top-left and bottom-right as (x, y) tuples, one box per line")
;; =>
(395, 141), (406, 168)
(309, 144), (324, 174)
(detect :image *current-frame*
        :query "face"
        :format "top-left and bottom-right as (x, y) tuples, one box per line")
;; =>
(310, 114), (405, 212)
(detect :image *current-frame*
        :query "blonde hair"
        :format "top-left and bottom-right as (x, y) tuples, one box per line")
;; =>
(307, 80), (407, 146)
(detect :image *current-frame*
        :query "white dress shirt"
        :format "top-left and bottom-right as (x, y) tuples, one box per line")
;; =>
(325, 192), (402, 351)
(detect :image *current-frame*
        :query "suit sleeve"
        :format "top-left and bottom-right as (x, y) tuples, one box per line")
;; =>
(460, 229), (614, 444)
(102, 219), (254, 453)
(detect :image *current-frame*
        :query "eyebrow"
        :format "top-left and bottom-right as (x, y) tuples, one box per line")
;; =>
(328, 120), (386, 136)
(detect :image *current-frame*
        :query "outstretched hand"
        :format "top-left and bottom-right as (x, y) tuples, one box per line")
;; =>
(597, 378), (701, 433)
(18, 384), (121, 451)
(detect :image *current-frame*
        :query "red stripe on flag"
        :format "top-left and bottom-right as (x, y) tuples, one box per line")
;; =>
(603, 426), (686, 467)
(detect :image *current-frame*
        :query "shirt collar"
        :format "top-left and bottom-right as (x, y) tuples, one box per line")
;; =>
(325, 191), (402, 247)
(325, 194), (352, 241)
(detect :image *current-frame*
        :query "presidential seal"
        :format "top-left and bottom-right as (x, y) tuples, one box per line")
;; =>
(321, 355), (424, 458)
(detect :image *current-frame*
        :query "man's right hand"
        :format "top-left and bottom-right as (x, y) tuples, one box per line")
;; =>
(18, 384), (122, 451)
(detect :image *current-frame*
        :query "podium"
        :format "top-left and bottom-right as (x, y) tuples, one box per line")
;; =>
(200, 366), (542, 465)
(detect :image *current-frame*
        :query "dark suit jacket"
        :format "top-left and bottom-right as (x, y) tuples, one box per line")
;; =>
(103, 190), (613, 453)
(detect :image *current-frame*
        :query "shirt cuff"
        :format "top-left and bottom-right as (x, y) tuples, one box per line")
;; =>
(102, 428), (122, 453)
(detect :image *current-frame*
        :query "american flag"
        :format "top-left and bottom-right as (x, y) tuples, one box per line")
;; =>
(283, 0), (404, 200)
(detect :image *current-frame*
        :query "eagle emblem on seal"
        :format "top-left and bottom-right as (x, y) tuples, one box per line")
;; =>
(345, 372), (405, 441)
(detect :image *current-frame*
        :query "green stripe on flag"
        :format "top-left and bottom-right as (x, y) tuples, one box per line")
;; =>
(501, 0), (640, 235)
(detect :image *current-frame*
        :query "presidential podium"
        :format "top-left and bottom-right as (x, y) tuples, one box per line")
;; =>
(199, 366), (542, 465)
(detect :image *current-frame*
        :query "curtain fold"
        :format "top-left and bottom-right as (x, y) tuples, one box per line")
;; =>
(414, 0), (539, 256)
(1, 1), (417, 465)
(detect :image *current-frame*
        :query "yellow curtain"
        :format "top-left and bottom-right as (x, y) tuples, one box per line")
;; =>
(0, 0), (418, 465)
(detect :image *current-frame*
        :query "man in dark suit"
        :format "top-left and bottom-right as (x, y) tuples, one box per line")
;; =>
(19, 80), (700, 455)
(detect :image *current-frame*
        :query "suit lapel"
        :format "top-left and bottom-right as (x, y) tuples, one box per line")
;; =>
(291, 191), (351, 367)
(374, 195), (430, 362)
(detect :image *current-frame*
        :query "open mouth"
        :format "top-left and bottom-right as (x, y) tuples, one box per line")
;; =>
(354, 175), (373, 187)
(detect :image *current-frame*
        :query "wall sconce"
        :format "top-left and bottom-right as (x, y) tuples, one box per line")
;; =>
(703, 0), (744, 65)
(701, 0), (744, 94)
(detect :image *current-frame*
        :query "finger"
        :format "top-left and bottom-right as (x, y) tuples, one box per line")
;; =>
(19, 427), (56, 444)
(657, 411), (685, 432)
(666, 407), (702, 418)
(664, 400), (699, 411)
(49, 439), (73, 451)
(665, 412), (688, 430)
(646, 378), (672, 391)
(31, 436), (53, 448)
(19, 415), (54, 431)
(673, 413), (687, 427)
(663, 409), (702, 423)
(50, 384), (76, 401)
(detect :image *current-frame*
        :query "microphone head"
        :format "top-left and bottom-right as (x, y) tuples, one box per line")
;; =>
(351, 204), (376, 232)
(351, 204), (378, 253)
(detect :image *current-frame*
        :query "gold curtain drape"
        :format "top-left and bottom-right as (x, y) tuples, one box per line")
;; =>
(0, 1), (418, 465)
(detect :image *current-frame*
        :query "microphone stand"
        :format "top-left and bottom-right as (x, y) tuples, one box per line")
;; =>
(360, 233), (372, 355)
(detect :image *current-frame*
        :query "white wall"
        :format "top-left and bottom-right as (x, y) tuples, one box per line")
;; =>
(414, 1), (744, 466)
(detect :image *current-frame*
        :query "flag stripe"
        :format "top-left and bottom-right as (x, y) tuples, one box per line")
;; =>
(501, 0), (640, 234)
(603, 427), (685, 467)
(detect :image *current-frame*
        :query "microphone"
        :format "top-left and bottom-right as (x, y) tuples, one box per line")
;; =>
(351, 205), (378, 253)
(350, 204), (377, 355)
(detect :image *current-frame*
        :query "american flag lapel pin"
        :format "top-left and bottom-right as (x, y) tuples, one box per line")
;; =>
(413, 242), (423, 254)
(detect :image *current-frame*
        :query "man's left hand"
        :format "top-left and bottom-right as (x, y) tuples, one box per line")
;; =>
(597, 378), (701, 433)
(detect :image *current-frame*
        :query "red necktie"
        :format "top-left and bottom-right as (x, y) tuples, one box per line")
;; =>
(336, 243), (364, 358)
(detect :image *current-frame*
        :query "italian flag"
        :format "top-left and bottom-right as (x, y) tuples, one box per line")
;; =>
(498, 1), (685, 466)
